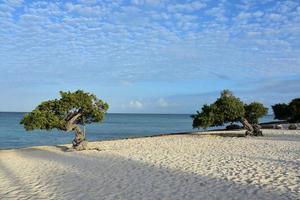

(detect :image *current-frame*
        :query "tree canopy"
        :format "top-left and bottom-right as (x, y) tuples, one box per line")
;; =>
(20, 90), (109, 131)
(192, 104), (215, 129)
(213, 90), (245, 125)
(289, 98), (300, 122)
(191, 90), (268, 130)
(245, 102), (268, 124)
(272, 98), (300, 122)
(272, 103), (289, 121)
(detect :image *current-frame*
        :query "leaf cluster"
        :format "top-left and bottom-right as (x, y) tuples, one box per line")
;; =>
(20, 90), (109, 131)
(244, 102), (268, 124)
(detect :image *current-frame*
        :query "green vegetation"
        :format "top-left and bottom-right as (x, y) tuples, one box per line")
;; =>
(20, 90), (109, 150)
(288, 124), (298, 130)
(191, 90), (268, 136)
(245, 102), (268, 124)
(272, 103), (290, 120)
(272, 98), (300, 122)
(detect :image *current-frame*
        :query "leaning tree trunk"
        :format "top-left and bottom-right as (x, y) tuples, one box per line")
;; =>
(72, 126), (88, 151)
(240, 117), (263, 136)
(65, 112), (88, 150)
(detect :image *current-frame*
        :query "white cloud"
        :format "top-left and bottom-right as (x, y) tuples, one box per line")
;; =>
(0, 3), (15, 12)
(267, 13), (283, 21)
(129, 100), (143, 109)
(253, 11), (264, 18)
(131, 0), (165, 7)
(168, 1), (206, 12)
(120, 80), (134, 86)
(0, 0), (300, 99)
(77, 0), (97, 5)
(65, 2), (105, 17)
(236, 12), (252, 21)
(4, 0), (23, 7)
(157, 98), (168, 107)
(204, 5), (227, 22)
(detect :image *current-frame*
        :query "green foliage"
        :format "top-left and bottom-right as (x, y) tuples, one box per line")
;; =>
(244, 102), (268, 124)
(20, 90), (109, 131)
(20, 109), (63, 131)
(192, 90), (268, 129)
(272, 98), (300, 122)
(288, 124), (297, 130)
(191, 104), (215, 129)
(272, 103), (289, 120)
(289, 98), (300, 122)
(214, 91), (245, 125)
(220, 89), (233, 98)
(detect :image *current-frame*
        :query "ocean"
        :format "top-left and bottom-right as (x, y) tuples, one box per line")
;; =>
(0, 112), (275, 149)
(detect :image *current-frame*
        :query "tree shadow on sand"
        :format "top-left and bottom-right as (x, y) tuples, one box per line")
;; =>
(54, 145), (70, 152)
(0, 158), (59, 199)
(0, 147), (297, 200)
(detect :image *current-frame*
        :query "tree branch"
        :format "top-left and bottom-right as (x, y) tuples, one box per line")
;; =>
(65, 112), (81, 131)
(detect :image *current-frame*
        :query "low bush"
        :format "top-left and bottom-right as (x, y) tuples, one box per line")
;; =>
(275, 125), (282, 129)
(288, 124), (297, 130)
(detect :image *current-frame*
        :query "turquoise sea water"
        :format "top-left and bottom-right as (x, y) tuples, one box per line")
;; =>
(0, 112), (275, 149)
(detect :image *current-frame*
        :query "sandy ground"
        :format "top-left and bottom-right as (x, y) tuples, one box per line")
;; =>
(0, 130), (299, 200)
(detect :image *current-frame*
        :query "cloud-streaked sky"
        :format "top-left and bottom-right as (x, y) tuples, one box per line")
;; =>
(0, 0), (299, 113)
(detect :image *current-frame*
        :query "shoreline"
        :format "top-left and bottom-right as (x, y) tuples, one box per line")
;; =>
(0, 128), (246, 151)
(0, 130), (206, 151)
(1, 127), (297, 151)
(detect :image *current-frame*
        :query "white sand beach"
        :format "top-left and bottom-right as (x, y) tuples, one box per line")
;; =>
(0, 129), (299, 200)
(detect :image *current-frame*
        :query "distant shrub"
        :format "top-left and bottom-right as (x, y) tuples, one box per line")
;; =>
(288, 124), (297, 130)
(275, 125), (282, 129)
(226, 124), (242, 130)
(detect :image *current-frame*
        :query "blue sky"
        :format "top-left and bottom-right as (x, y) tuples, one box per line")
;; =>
(0, 0), (299, 113)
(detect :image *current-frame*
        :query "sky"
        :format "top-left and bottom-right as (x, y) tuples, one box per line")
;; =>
(0, 0), (299, 113)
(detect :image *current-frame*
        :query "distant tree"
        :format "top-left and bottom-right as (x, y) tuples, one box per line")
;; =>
(272, 98), (300, 123)
(288, 98), (300, 122)
(272, 103), (289, 120)
(272, 98), (300, 122)
(20, 90), (109, 150)
(192, 90), (267, 136)
(245, 102), (268, 124)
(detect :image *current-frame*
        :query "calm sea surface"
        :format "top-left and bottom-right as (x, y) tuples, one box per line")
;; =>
(0, 112), (274, 149)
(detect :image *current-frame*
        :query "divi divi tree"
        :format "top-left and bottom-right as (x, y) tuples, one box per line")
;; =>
(20, 90), (109, 150)
(191, 90), (268, 136)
